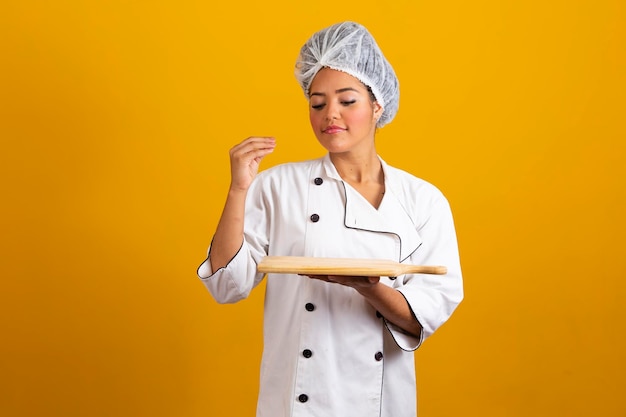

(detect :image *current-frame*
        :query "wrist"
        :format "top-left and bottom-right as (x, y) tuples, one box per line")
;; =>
(227, 186), (249, 197)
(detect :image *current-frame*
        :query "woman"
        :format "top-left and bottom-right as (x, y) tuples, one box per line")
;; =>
(197, 21), (463, 417)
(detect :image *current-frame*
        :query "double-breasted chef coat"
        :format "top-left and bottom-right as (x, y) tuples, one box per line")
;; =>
(198, 154), (464, 417)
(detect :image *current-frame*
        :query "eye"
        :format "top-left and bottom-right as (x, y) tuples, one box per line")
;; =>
(341, 100), (356, 106)
(311, 103), (325, 110)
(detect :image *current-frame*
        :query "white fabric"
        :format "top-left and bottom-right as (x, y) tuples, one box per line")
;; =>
(197, 154), (463, 417)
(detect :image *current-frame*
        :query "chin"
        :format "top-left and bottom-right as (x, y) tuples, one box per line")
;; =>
(319, 144), (350, 154)
(317, 138), (351, 153)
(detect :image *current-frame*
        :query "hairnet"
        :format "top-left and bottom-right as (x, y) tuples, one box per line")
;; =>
(294, 21), (399, 127)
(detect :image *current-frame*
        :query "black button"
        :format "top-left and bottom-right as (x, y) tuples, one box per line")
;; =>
(305, 303), (315, 311)
(314, 177), (323, 185)
(298, 394), (309, 403)
(376, 311), (382, 319)
(302, 349), (313, 358)
(375, 352), (383, 361)
(310, 214), (320, 222)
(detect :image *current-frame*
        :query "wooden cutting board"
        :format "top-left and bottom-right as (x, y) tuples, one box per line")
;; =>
(257, 256), (447, 277)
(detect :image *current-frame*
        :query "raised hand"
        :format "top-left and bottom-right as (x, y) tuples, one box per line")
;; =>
(229, 137), (276, 192)
(209, 136), (275, 271)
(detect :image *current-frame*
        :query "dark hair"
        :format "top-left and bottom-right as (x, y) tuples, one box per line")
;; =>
(365, 85), (377, 102)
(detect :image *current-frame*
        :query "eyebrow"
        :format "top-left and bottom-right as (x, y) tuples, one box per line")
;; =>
(309, 87), (360, 97)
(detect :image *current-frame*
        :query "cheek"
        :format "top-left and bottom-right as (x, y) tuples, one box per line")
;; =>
(346, 108), (374, 127)
(309, 111), (322, 129)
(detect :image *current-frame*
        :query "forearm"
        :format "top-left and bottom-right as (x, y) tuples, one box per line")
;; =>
(209, 188), (248, 271)
(207, 136), (275, 272)
(356, 283), (422, 338)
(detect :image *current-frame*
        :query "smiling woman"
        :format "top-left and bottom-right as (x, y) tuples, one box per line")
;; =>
(308, 68), (383, 165)
(196, 21), (464, 417)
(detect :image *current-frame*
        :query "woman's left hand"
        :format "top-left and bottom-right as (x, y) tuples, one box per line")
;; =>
(304, 275), (380, 289)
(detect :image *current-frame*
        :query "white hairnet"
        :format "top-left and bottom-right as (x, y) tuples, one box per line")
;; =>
(294, 21), (399, 127)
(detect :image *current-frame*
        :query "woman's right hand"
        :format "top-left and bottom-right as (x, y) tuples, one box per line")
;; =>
(228, 136), (276, 192)
(209, 137), (275, 272)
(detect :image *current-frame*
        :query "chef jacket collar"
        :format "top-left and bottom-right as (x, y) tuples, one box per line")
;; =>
(320, 154), (422, 262)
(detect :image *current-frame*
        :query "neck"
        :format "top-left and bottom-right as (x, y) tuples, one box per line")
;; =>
(330, 151), (383, 184)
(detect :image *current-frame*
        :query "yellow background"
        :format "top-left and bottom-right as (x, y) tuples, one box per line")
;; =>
(1, 1), (625, 416)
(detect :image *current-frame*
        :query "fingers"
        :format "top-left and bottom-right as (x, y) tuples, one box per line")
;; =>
(229, 137), (276, 191)
(303, 275), (380, 288)
(230, 137), (276, 167)
(301, 274), (331, 282)
(230, 137), (276, 159)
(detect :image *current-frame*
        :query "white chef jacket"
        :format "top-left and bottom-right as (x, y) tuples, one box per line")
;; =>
(197, 154), (463, 417)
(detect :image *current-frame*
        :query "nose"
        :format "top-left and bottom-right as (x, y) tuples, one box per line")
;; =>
(325, 101), (340, 122)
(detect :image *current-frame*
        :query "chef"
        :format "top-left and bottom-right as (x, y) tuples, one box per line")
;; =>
(197, 21), (464, 417)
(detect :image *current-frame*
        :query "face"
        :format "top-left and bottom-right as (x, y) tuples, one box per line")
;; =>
(308, 68), (383, 155)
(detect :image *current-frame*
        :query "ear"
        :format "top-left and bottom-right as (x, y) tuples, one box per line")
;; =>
(373, 101), (384, 121)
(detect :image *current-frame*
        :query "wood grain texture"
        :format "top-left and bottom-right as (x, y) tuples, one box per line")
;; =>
(257, 256), (447, 276)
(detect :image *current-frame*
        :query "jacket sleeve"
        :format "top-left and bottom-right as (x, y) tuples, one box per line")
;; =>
(392, 192), (464, 350)
(196, 175), (271, 304)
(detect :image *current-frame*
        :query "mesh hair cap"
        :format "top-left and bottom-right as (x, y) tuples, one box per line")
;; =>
(295, 21), (399, 127)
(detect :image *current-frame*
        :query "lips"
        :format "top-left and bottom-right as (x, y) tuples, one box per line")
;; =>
(323, 125), (346, 134)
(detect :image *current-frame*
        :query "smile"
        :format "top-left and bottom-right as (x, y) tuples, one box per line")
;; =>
(323, 125), (346, 134)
